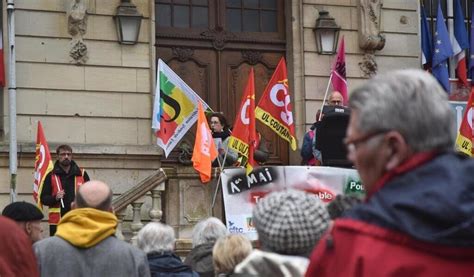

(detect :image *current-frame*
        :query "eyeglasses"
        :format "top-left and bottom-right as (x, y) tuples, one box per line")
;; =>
(344, 130), (389, 153)
(330, 100), (342, 105)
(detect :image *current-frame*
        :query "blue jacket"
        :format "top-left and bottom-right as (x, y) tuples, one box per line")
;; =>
(147, 252), (199, 277)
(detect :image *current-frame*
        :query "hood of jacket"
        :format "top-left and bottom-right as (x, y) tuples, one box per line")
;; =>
(55, 208), (117, 248)
(345, 152), (474, 247)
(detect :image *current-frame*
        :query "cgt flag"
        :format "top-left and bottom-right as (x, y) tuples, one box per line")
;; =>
(455, 87), (474, 156)
(192, 101), (218, 183)
(152, 59), (209, 157)
(33, 121), (54, 210)
(229, 68), (258, 175)
(255, 57), (297, 150)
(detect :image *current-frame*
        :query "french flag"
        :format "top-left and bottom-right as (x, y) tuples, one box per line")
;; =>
(451, 0), (469, 87)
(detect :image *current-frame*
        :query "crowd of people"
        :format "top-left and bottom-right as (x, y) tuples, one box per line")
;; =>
(1, 69), (474, 276)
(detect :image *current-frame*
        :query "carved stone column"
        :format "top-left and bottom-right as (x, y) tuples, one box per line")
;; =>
(357, 0), (385, 77)
(67, 0), (88, 64)
(149, 181), (166, 222)
(115, 208), (127, 241)
(130, 198), (145, 245)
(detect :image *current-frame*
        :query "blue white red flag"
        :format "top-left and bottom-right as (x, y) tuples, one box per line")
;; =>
(451, 0), (469, 86)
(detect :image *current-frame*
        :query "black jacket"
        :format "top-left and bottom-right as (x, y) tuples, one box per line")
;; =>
(148, 252), (198, 277)
(40, 160), (90, 216)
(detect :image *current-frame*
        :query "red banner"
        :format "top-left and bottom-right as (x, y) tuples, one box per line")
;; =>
(229, 68), (257, 174)
(255, 57), (297, 150)
(455, 87), (474, 156)
(33, 121), (54, 209)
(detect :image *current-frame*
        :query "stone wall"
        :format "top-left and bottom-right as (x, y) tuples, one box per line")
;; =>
(0, 0), (159, 209)
(291, 0), (420, 142)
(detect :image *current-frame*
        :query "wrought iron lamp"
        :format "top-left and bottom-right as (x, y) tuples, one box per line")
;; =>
(114, 0), (143, 45)
(313, 10), (341, 55)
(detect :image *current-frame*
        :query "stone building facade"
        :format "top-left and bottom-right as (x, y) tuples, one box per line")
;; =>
(0, 0), (420, 238)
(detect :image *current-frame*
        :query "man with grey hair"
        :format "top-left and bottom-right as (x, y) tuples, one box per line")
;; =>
(137, 222), (198, 276)
(184, 217), (228, 277)
(305, 70), (474, 276)
(33, 180), (150, 277)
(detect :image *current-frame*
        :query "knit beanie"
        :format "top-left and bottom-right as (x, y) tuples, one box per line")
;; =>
(252, 189), (330, 256)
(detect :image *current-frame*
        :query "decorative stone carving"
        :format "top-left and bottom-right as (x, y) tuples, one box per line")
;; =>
(67, 0), (88, 64)
(172, 48), (195, 62)
(178, 140), (193, 166)
(358, 53), (378, 77)
(242, 51), (262, 65)
(201, 26), (235, 51)
(358, 0), (385, 51)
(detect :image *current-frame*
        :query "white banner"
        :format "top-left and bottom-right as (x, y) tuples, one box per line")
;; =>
(221, 166), (362, 240)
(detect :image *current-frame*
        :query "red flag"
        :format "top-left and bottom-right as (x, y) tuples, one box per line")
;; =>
(33, 122), (54, 209)
(331, 36), (348, 105)
(0, 25), (5, 87)
(192, 102), (218, 183)
(256, 57), (297, 150)
(229, 68), (257, 174)
(455, 87), (474, 156)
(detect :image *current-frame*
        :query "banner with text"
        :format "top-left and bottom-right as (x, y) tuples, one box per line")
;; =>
(221, 166), (362, 240)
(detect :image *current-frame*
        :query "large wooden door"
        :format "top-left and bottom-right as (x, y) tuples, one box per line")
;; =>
(155, 0), (287, 165)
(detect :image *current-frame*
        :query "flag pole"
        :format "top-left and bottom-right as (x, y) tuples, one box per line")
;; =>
(318, 73), (334, 121)
(211, 145), (229, 211)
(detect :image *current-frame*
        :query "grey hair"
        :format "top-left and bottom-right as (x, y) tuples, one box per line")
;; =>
(349, 69), (455, 152)
(137, 222), (175, 254)
(192, 217), (228, 247)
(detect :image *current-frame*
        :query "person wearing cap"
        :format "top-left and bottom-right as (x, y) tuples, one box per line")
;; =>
(39, 144), (90, 236)
(234, 189), (330, 277)
(2, 201), (44, 243)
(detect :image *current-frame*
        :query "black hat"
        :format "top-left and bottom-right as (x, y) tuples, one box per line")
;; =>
(2, 201), (44, 222)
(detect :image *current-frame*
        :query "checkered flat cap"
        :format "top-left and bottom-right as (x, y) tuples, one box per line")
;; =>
(253, 189), (330, 256)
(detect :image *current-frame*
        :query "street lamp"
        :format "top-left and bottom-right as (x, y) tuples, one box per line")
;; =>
(114, 0), (143, 45)
(313, 10), (340, 55)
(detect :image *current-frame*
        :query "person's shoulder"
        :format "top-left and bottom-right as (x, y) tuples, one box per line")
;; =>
(33, 236), (69, 251)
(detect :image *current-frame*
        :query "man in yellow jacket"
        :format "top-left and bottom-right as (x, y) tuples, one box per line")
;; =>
(33, 180), (150, 277)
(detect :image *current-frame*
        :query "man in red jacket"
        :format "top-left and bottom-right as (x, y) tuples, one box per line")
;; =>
(306, 69), (474, 276)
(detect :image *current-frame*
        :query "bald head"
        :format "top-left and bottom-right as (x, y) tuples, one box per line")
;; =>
(74, 180), (113, 211)
(329, 91), (343, 106)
